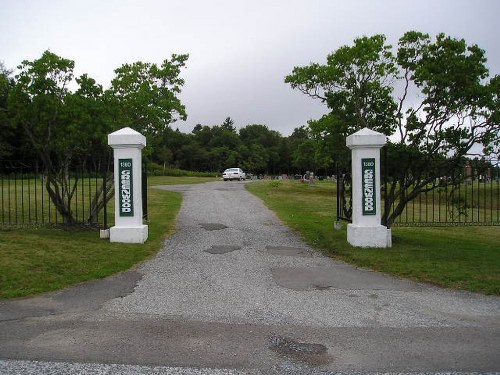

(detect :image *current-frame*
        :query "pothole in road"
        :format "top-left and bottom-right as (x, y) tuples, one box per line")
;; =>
(269, 335), (331, 366)
(266, 246), (312, 257)
(204, 245), (241, 254)
(199, 223), (227, 231)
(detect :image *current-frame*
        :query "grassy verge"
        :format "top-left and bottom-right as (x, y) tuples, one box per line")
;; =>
(247, 180), (500, 295)
(0, 180), (195, 299)
(148, 176), (218, 186)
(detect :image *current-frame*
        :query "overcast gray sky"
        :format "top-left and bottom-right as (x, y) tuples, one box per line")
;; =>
(1, 0), (499, 135)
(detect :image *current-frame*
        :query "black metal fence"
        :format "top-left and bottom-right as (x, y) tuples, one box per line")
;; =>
(0, 160), (113, 228)
(384, 163), (500, 228)
(336, 156), (500, 228)
(336, 166), (352, 223)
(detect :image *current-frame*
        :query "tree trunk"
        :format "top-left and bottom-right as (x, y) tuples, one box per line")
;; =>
(45, 172), (76, 225)
(87, 173), (114, 225)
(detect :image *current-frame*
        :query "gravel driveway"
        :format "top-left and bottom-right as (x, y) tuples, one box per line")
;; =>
(106, 181), (499, 328)
(1, 180), (500, 374)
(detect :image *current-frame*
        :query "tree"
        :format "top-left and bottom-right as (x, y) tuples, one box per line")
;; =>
(7, 50), (189, 224)
(221, 117), (236, 133)
(286, 35), (398, 137)
(240, 144), (268, 174)
(182, 119), (242, 172)
(0, 62), (16, 159)
(177, 142), (208, 171)
(109, 54), (189, 137)
(154, 126), (192, 168)
(239, 124), (282, 173)
(157, 146), (174, 170)
(8, 52), (117, 224)
(292, 139), (317, 172)
(208, 146), (238, 172)
(9, 51), (82, 224)
(239, 124), (281, 149)
(286, 32), (500, 226)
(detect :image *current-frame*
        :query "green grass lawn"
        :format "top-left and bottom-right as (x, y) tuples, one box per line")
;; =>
(148, 175), (218, 186)
(247, 179), (500, 295)
(2, 176), (498, 298)
(0, 176), (215, 299)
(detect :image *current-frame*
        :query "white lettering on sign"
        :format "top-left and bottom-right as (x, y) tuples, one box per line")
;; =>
(364, 168), (374, 212)
(121, 169), (132, 213)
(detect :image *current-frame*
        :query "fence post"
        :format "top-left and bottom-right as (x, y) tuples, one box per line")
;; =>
(102, 167), (108, 230)
(346, 127), (391, 247)
(142, 162), (148, 221)
(107, 127), (149, 243)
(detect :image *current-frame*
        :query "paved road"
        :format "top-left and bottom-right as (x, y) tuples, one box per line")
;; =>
(1, 181), (500, 374)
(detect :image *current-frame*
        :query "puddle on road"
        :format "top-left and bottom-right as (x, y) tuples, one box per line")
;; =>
(266, 246), (312, 257)
(269, 335), (331, 366)
(199, 223), (227, 231)
(204, 245), (241, 254)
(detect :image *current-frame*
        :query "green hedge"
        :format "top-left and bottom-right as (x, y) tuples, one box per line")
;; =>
(147, 163), (216, 178)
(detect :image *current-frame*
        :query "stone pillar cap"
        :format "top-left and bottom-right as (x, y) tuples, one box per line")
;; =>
(346, 127), (386, 149)
(108, 127), (146, 148)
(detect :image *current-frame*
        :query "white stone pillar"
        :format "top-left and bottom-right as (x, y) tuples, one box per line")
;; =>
(108, 127), (149, 243)
(346, 127), (391, 247)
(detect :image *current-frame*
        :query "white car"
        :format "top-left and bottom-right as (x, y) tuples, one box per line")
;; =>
(223, 168), (246, 181)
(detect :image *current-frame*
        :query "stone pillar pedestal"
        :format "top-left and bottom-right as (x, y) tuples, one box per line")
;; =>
(346, 128), (391, 248)
(108, 127), (148, 244)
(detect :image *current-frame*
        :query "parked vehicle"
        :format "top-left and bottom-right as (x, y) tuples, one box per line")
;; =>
(223, 168), (246, 181)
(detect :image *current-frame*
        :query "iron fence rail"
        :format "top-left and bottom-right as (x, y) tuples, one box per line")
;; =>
(0, 160), (113, 228)
(336, 166), (352, 223)
(336, 158), (500, 228)
(386, 178), (500, 227)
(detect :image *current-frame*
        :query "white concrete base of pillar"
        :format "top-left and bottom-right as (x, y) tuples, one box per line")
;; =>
(347, 224), (391, 248)
(110, 225), (149, 244)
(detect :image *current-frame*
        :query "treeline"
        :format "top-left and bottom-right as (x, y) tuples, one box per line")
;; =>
(147, 119), (327, 175)
(0, 53), (327, 177)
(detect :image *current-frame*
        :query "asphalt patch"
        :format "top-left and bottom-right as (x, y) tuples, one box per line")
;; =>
(271, 266), (423, 291)
(199, 223), (228, 231)
(205, 245), (241, 254)
(265, 246), (312, 257)
(0, 270), (142, 321)
(269, 335), (330, 366)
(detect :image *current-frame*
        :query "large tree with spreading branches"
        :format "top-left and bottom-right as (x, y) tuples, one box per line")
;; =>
(7, 51), (188, 224)
(286, 32), (500, 226)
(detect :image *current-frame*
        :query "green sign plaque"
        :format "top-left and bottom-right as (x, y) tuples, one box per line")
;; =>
(362, 158), (376, 215)
(118, 158), (134, 217)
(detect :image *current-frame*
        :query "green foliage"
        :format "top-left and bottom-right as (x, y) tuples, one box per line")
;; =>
(4, 50), (189, 225)
(286, 31), (500, 226)
(0, 62), (17, 159)
(286, 34), (398, 135)
(4, 51), (328, 180)
(7, 51), (95, 224)
(10, 51), (75, 158)
(292, 139), (316, 171)
(147, 120), (317, 176)
(109, 54), (189, 137)
(240, 124), (281, 148)
(146, 163), (215, 177)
